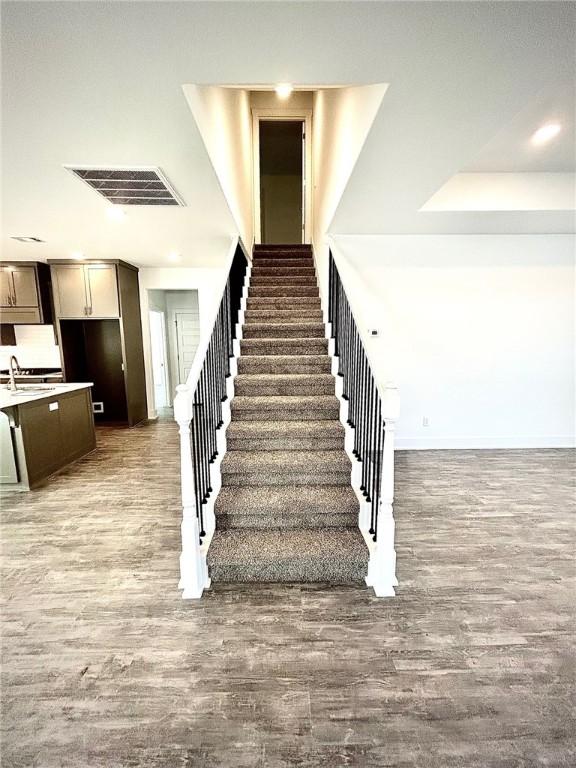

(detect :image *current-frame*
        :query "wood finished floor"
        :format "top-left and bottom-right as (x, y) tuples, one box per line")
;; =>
(1, 418), (574, 768)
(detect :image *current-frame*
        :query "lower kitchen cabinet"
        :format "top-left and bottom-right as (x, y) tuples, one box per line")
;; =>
(1, 385), (96, 490)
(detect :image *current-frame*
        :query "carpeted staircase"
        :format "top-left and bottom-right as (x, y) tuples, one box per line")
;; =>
(207, 244), (369, 583)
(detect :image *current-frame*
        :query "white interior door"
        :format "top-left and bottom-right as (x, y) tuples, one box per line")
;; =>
(149, 310), (169, 408)
(175, 312), (198, 384)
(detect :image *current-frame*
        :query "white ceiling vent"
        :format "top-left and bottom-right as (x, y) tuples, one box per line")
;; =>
(65, 166), (184, 206)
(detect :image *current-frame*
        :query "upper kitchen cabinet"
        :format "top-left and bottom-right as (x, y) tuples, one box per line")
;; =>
(48, 259), (147, 427)
(51, 263), (119, 319)
(0, 263), (53, 324)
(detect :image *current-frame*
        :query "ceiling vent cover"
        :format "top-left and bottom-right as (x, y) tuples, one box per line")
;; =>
(65, 166), (184, 206)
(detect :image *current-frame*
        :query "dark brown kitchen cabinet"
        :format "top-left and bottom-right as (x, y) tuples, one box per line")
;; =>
(49, 259), (147, 427)
(0, 262), (53, 324)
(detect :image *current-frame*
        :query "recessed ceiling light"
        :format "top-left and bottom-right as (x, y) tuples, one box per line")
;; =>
(107, 205), (126, 220)
(70, 251), (84, 260)
(10, 236), (44, 243)
(168, 251), (181, 263)
(531, 123), (562, 146)
(275, 83), (293, 100)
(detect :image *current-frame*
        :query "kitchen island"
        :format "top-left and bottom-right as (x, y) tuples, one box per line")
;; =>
(0, 383), (95, 491)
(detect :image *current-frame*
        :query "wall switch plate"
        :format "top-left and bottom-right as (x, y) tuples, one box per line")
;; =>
(93, 402), (104, 414)
(423, 416), (429, 427)
(48, 402), (59, 412)
(368, 328), (380, 337)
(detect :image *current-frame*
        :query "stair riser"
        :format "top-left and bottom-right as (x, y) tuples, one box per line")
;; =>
(222, 472), (351, 487)
(253, 249), (312, 258)
(242, 325), (325, 339)
(232, 408), (339, 421)
(216, 512), (357, 530)
(252, 259), (313, 269)
(251, 268), (316, 277)
(234, 380), (334, 396)
(247, 298), (321, 309)
(227, 436), (343, 451)
(209, 561), (366, 584)
(249, 286), (319, 297)
(240, 340), (328, 355)
(237, 358), (331, 374)
(244, 311), (324, 323)
(250, 276), (317, 286)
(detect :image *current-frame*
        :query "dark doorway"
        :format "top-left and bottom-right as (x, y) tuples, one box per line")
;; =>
(259, 120), (303, 244)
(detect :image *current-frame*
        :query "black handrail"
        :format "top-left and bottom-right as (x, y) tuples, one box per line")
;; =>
(190, 243), (248, 538)
(328, 250), (384, 542)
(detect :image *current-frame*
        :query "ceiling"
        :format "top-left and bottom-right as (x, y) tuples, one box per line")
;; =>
(1, 1), (574, 267)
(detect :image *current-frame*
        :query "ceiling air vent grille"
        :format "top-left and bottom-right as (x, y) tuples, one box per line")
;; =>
(65, 166), (184, 206)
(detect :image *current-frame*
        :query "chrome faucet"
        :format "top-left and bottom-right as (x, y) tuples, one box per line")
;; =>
(8, 355), (21, 392)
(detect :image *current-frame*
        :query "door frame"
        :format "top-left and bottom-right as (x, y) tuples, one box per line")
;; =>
(252, 107), (313, 245)
(149, 309), (169, 409)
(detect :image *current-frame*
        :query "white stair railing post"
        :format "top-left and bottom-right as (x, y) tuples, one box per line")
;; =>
(366, 382), (400, 597)
(174, 384), (209, 599)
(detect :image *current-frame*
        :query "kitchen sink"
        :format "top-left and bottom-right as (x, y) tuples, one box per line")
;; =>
(10, 386), (57, 396)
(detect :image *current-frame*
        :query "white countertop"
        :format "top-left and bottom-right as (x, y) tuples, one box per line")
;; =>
(0, 383), (93, 410)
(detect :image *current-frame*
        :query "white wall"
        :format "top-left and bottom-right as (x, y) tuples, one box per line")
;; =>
(332, 234), (575, 449)
(312, 85), (387, 299)
(183, 85), (253, 250)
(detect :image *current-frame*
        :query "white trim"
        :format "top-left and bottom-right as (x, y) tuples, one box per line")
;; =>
(396, 435), (576, 450)
(325, 322), (399, 599)
(175, 247), (251, 599)
(252, 107), (313, 245)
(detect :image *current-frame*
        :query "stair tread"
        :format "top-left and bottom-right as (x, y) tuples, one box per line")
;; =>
(215, 484), (357, 513)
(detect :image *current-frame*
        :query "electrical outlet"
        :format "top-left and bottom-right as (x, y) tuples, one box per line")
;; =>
(423, 416), (429, 427)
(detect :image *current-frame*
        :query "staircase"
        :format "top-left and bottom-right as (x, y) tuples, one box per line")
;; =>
(207, 244), (369, 583)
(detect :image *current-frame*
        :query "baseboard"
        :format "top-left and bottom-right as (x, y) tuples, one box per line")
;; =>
(396, 435), (576, 450)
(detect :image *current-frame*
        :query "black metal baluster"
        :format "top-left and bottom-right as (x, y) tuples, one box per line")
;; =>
(371, 398), (383, 540)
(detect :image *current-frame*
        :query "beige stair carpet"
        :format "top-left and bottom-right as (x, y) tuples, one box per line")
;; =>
(207, 244), (369, 583)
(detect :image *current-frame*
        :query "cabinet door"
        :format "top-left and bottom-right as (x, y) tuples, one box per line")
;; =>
(52, 265), (89, 319)
(12, 267), (39, 307)
(0, 268), (12, 307)
(86, 264), (119, 317)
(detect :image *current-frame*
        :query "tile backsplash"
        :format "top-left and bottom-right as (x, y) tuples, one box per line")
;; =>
(0, 325), (61, 370)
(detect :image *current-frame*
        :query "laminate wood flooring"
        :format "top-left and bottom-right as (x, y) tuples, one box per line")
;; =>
(1, 419), (574, 767)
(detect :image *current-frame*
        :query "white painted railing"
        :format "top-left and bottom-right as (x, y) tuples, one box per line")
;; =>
(173, 238), (250, 598)
(325, 240), (399, 597)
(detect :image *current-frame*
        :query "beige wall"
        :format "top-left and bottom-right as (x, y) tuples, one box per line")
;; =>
(184, 86), (254, 250)
(250, 90), (313, 110)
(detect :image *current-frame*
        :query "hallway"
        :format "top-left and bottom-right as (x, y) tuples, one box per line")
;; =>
(1, 420), (574, 767)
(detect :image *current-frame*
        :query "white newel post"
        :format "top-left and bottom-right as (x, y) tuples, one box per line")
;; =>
(174, 384), (209, 599)
(366, 383), (400, 597)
